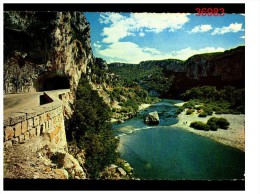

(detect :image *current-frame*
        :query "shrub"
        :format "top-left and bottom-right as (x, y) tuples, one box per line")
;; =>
(216, 117), (230, 129)
(198, 112), (207, 117)
(186, 109), (194, 115)
(195, 106), (203, 110)
(206, 117), (219, 131)
(190, 121), (210, 131)
(203, 107), (213, 115)
(206, 117), (230, 130)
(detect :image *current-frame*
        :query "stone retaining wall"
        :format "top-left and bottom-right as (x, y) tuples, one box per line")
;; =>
(4, 91), (69, 152)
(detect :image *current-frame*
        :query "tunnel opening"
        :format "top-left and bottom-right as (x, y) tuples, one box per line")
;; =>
(37, 74), (70, 91)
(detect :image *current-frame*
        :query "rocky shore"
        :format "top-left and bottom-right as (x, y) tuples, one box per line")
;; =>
(111, 103), (152, 123)
(173, 109), (245, 152)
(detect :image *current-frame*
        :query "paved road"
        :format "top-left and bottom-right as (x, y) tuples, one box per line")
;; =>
(4, 89), (70, 115)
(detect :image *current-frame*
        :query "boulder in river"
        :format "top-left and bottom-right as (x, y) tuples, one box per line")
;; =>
(144, 111), (160, 125)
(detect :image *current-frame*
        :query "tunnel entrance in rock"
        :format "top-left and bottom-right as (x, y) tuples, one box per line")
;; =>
(38, 74), (70, 91)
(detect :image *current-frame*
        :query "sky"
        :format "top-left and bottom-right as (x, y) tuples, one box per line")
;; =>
(84, 12), (245, 64)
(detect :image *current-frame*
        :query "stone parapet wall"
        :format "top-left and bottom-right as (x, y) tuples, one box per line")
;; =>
(4, 91), (69, 152)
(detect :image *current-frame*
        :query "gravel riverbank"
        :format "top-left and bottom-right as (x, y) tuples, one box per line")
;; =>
(173, 109), (245, 152)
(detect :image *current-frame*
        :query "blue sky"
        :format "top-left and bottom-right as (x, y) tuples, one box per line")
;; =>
(84, 12), (245, 64)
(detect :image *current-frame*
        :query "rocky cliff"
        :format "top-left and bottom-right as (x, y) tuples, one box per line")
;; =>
(3, 11), (94, 180)
(109, 46), (245, 96)
(4, 11), (93, 95)
(4, 11), (133, 180)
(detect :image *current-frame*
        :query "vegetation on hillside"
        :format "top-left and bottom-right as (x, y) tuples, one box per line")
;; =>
(66, 75), (119, 178)
(109, 63), (174, 95)
(175, 86), (245, 117)
(106, 86), (159, 117)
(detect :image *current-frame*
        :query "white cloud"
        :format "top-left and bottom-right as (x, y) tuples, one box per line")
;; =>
(172, 47), (225, 60)
(139, 32), (145, 37)
(93, 42), (101, 50)
(130, 13), (190, 33)
(240, 14), (245, 16)
(240, 36), (245, 39)
(99, 13), (190, 43)
(96, 41), (225, 64)
(99, 13), (125, 24)
(188, 24), (212, 34)
(212, 23), (243, 35)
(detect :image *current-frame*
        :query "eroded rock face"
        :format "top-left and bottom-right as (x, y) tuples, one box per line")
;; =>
(4, 11), (93, 95)
(144, 111), (160, 125)
(58, 152), (86, 179)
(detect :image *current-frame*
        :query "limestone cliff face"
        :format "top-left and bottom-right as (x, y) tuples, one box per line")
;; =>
(3, 11), (93, 179)
(4, 11), (93, 95)
(168, 46), (245, 95)
(109, 46), (245, 96)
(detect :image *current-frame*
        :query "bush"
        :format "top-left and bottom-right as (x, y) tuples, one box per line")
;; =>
(186, 109), (194, 115)
(190, 117), (230, 132)
(190, 121), (210, 131)
(203, 107), (213, 115)
(206, 117), (218, 131)
(216, 117), (230, 129)
(206, 117), (230, 130)
(198, 112), (207, 117)
(180, 86), (245, 115)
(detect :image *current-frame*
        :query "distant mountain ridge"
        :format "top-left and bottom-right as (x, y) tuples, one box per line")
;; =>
(109, 46), (245, 97)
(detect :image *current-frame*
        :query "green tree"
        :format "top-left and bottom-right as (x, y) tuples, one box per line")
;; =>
(66, 75), (119, 178)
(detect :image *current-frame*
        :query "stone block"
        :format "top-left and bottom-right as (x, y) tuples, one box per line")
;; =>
(28, 118), (34, 127)
(36, 126), (41, 136)
(42, 105), (53, 113)
(4, 114), (11, 126)
(4, 126), (14, 141)
(12, 137), (19, 144)
(46, 112), (51, 121)
(52, 117), (57, 126)
(41, 123), (46, 133)
(14, 123), (22, 137)
(48, 119), (53, 129)
(34, 107), (45, 115)
(39, 113), (47, 125)
(45, 121), (49, 131)
(52, 102), (61, 110)
(29, 128), (36, 139)
(21, 120), (28, 133)
(34, 116), (40, 126)
(23, 109), (37, 119)
(47, 125), (62, 141)
(4, 141), (12, 148)
(24, 132), (30, 141)
(19, 134), (25, 143)
(10, 112), (26, 125)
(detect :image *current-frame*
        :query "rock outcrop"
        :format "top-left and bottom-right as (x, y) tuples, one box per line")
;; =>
(144, 111), (160, 125)
(4, 11), (93, 95)
(57, 152), (86, 179)
(109, 46), (245, 96)
(3, 11), (94, 180)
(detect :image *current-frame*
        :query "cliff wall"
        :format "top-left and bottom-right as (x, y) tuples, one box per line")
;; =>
(4, 11), (93, 95)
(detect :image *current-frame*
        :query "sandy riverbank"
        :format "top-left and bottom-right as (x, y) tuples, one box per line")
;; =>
(173, 109), (245, 152)
(138, 103), (151, 111)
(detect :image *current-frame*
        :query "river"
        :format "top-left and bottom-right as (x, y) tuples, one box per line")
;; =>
(112, 99), (245, 180)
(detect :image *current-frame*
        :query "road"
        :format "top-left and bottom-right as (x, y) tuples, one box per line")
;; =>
(4, 89), (70, 115)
